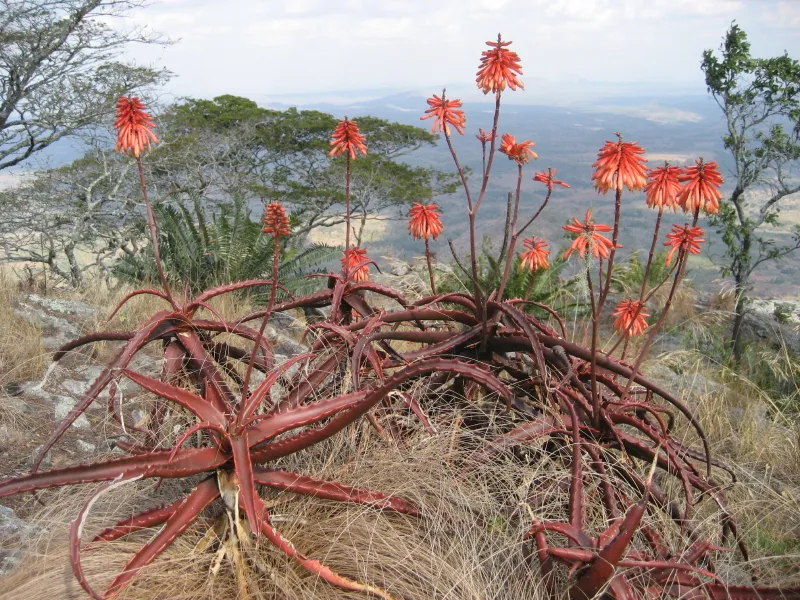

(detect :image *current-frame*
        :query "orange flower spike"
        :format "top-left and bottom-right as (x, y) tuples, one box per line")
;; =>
(533, 168), (570, 190)
(476, 34), (524, 94)
(664, 224), (705, 266)
(591, 133), (648, 194)
(341, 247), (371, 281)
(562, 209), (616, 260)
(261, 202), (291, 237)
(677, 158), (723, 215)
(408, 203), (443, 241)
(519, 237), (550, 271)
(329, 118), (368, 160)
(476, 128), (495, 144)
(114, 97), (158, 157)
(420, 92), (466, 136)
(645, 163), (683, 212)
(612, 299), (650, 337)
(500, 133), (538, 165)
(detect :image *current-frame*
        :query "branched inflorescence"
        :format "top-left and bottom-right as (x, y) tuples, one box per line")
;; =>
(1, 40), (799, 600)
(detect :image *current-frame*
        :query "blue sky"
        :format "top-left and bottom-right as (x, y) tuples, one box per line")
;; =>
(113, 0), (799, 104)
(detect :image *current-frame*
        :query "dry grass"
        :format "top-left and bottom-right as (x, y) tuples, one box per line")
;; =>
(651, 348), (800, 587)
(2, 416), (554, 600)
(0, 270), (46, 383)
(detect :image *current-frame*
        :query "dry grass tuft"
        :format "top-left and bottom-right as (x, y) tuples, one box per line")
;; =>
(0, 270), (46, 383)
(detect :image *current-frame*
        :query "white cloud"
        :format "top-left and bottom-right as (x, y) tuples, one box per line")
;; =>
(115, 0), (797, 102)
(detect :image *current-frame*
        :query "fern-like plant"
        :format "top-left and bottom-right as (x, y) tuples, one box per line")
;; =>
(114, 197), (337, 296)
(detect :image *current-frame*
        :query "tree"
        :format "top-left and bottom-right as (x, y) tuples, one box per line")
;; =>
(0, 0), (168, 171)
(0, 145), (141, 286)
(701, 23), (800, 359)
(159, 97), (458, 242)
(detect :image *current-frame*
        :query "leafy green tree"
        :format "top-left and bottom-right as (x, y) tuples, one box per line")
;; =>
(156, 97), (458, 242)
(0, 0), (168, 170)
(701, 23), (800, 359)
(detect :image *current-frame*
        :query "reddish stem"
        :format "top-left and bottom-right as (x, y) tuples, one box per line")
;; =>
(599, 183), (623, 312)
(135, 156), (174, 306)
(343, 152), (352, 278)
(241, 235), (281, 406)
(496, 163), (524, 300)
(424, 237), (437, 295)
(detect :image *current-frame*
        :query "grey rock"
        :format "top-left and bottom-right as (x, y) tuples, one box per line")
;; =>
(0, 505), (34, 543)
(61, 378), (90, 397)
(0, 505), (38, 577)
(21, 294), (97, 318)
(54, 396), (90, 429)
(28, 445), (51, 469)
(390, 262), (411, 277)
(0, 547), (22, 578)
(273, 333), (307, 358)
(76, 440), (96, 453)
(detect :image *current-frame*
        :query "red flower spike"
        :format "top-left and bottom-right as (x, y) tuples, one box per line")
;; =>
(500, 133), (538, 165)
(261, 202), (291, 237)
(476, 128), (495, 144)
(533, 168), (569, 190)
(342, 247), (371, 281)
(592, 134), (648, 194)
(664, 224), (705, 266)
(476, 34), (524, 94)
(114, 97), (158, 157)
(677, 158), (723, 215)
(612, 299), (650, 337)
(519, 237), (550, 272)
(408, 203), (443, 241)
(645, 164), (683, 212)
(329, 118), (368, 160)
(420, 93), (466, 136)
(563, 209), (616, 260)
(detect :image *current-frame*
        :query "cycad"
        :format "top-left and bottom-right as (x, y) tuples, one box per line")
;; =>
(113, 198), (337, 296)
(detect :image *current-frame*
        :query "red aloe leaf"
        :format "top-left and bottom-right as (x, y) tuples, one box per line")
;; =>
(122, 369), (227, 427)
(174, 329), (238, 412)
(32, 310), (182, 473)
(190, 278), (293, 307)
(490, 301), (550, 403)
(274, 350), (344, 412)
(257, 359), (514, 461)
(254, 468), (419, 515)
(0, 447), (226, 498)
(242, 288), (334, 323)
(92, 499), (183, 543)
(238, 352), (314, 427)
(105, 478), (219, 597)
(347, 281), (408, 307)
(107, 288), (175, 322)
(230, 434), (261, 538)
(566, 402), (584, 531)
(54, 331), (134, 361)
(248, 391), (369, 447)
(412, 292), (478, 313)
(471, 416), (560, 466)
(168, 421), (230, 461)
(501, 333), (714, 478)
(568, 496), (648, 600)
(393, 326), (481, 364)
(249, 494), (398, 600)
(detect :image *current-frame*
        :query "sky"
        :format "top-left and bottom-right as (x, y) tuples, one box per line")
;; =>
(108, 0), (800, 105)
